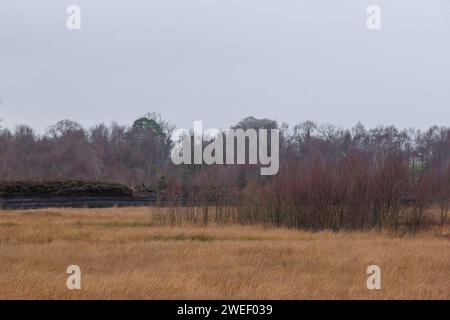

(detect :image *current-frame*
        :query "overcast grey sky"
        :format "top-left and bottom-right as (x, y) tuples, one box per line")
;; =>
(0, 0), (449, 133)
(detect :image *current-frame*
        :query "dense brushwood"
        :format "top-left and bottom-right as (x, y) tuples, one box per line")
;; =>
(0, 180), (132, 197)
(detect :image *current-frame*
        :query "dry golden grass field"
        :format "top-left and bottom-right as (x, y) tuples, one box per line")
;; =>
(0, 207), (449, 300)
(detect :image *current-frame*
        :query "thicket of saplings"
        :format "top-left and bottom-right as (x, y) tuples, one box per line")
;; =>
(153, 121), (449, 233)
(154, 155), (449, 233)
(237, 155), (449, 233)
(0, 180), (132, 197)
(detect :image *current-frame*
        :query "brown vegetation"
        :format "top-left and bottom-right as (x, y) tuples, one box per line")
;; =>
(0, 207), (448, 300)
(1, 116), (448, 233)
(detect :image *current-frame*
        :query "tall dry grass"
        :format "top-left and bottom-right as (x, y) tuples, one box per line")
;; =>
(0, 207), (449, 299)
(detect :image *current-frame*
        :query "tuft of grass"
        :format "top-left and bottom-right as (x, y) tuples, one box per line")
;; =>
(76, 221), (156, 228)
(188, 234), (213, 242)
(143, 233), (213, 242)
(0, 222), (18, 227)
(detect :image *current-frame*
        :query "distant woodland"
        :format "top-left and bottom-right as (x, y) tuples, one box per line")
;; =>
(0, 113), (448, 231)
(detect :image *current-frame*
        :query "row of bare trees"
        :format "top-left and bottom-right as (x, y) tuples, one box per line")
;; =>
(0, 115), (449, 231)
(238, 152), (449, 232)
(235, 121), (450, 231)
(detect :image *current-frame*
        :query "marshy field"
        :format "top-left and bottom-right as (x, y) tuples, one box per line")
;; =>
(0, 207), (449, 300)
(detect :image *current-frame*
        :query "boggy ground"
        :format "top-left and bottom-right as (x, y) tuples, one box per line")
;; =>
(0, 207), (448, 299)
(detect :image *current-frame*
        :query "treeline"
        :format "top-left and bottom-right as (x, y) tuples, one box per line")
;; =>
(0, 113), (173, 187)
(0, 114), (448, 231)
